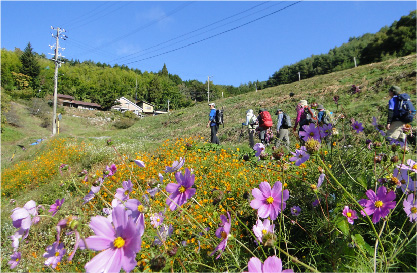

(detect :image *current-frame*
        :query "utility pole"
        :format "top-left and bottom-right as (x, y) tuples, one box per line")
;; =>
(49, 26), (67, 135)
(207, 75), (213, 103)
(167, 99), (170, 112)
(353, 57), (357, 68)
(135, 77), (138, 102)
(298, 72), (301, 82)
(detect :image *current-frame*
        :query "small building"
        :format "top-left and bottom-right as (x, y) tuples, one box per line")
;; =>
(57, 94), (75, 107)
(137, 100), (155, 115)
(112, 97), (143, 116)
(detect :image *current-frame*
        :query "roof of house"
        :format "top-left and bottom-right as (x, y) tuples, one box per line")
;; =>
(138, 100), (155, 107)
(71, 100), (101, 108)
(114, 97), (143, 110)
(57, 94), (75, 100)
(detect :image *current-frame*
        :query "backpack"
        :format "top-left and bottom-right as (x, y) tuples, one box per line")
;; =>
(303, 106), (318, 125)
(260, 111), (273, 128)
(215, 108), (224, 126)
(322, 110), (333, 125)
(397, 93), (416, 123)
(281, 113), (292, 129)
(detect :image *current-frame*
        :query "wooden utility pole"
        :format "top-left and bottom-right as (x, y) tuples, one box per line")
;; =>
(207, 75), (213, 102)
(50, 26), (67, 135)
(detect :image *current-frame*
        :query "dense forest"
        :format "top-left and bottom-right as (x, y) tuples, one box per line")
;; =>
(1, 10), (415, 112)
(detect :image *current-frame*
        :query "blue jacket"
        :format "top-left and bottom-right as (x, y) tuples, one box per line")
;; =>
(209, 109), (217, 126)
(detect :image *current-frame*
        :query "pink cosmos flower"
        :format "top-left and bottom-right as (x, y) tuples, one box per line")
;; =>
(299, 123), (321, 142)
(358, 186), (396, 223)
(134, 159), (146, 168)
(253, 218), (274, 243)
(49, 198), (65, 216)
(103, 164), (117, 178)
(11, 200), (38, 230)
(10, 228), (28, 250)
(125, 198), (146, 227)
(245, 256), (293, 273)
(150, 212), (164, 228)
(56, 216), (81, 261)
(43, 242), (66, 269)
(289, 146), (310, 166)
(165, 157), (185, 173)
(351, 120), (364, 133)
(83, 205), (144, 273)
(83, 185), (101, 204)
(8, 252), (21, 269)
(253, 143), (265, 159)
(210, 212), (231, 259)
(342, 206), (358, 224)
(317, 173), (325, 189)
(250, 181), (289, 220)
(165, 168), (196, 211)
(403, 193), (417, 222)
(112, 180), (133, 207)
(290, 206), (301, 216)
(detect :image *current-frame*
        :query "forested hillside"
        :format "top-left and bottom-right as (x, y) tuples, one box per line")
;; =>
(265, 10), (416, 87)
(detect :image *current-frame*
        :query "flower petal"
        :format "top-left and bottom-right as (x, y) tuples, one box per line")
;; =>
(247, 257), (263, 272)
(263, 256), (282, 273)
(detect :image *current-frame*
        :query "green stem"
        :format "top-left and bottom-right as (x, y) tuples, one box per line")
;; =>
(318, 157), (387, 263)
(276, 246), (320, 272)
(234, 238), (257, 258)
(374, 220), (386, 273)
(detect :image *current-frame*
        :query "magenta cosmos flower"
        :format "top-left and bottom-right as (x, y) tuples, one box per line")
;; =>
(165, 157), (185, 173)
(112, 180), (133, 207)
(351, 120), (364, 133)
(82, 205), (144, 273)
(43, 242), (66, 269)
(358, 186), (396, 223)
(165, 168), (196, 211)
(403, 193), (417, 222)
(319, 123), (333, 138)
(289, 146), (310, 166)
(210, 212), (231, 259)
(342, 206), (358, 224)
(8, 252), (21, 269)
(150, 212), (164, 228)
(49, 198), (65, 216)
(300, 123), (321, 142)
(250, 181), (289, 220)
(245, 256), (293, 273)
(253, 218), (274, 243)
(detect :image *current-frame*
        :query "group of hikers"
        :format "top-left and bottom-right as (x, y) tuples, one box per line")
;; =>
(207, 85), (415, 149)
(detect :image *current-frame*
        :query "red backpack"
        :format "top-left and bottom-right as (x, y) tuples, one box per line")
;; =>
(260, 111), (273, 128)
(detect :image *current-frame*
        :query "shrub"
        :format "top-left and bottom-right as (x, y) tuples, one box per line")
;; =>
(113, 117), (135, 129)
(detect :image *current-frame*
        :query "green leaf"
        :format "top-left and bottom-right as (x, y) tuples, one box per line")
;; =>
(352, 234), (374, 256)
(336, 216), (350, 236)
(356, 174), (368, 190)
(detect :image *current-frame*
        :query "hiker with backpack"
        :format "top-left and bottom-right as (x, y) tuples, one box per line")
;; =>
(256, 109), (273, 145)
(207, 102), (219, 144)
(275, 109), (291, 149)
(293, 100), (318, 145)
(386, 86), (415, 144)
(242, 109), (258, 148)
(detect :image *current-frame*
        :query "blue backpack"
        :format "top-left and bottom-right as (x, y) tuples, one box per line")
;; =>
(397, 93), (416, 123)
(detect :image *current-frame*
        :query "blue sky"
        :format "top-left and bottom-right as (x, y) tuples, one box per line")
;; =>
(1, 1), (416, 86)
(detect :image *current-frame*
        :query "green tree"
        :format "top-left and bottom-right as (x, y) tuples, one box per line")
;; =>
(1, 49), (22, 90)
(20, 42), (41, 90)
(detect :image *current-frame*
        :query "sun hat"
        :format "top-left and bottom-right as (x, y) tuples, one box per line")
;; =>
(389, 86), (401, 94)
(317, 104), (324, 110)
(208, 102), (215, 107)
(299, 100), (308, 107)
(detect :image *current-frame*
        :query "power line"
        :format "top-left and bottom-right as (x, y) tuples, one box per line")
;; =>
(108, 1), (277, 63)
(123, 1), (301, 66)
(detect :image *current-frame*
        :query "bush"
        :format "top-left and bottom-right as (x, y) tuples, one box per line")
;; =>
(123, 110), (138, 119)
(113, 117), (135, 129)
(39, 113), (51, 128)
(29, 98), (50, 116)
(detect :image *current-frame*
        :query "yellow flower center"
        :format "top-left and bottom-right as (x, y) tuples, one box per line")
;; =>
(55, 252), (60, 257)
(124, 190), (129, 195)
(221, 231), (227, 239)
(309, 132), (315, 136)
(283, 183), (288, 188)
(311, 184), (317, 190)
(262, 229), (267, 235)
(347, 212), (352, 218)
(374, 201), (383, 208)
(413, 164), (417, 171)
(411, 207), (417, 214)
(266, 196), (274, 204)
(16, 258), (19, 262)
(178, 186), (186, 193)
(113, 237), (125, 248)
(137, 205), (144, 212)
(157, 218), (160, 222)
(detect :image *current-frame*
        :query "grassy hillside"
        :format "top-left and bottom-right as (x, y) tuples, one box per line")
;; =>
(2, 54), (415, 169)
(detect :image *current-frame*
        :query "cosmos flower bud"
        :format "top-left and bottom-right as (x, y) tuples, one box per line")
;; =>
(69, 220), (79, 230)
(167, 246), (178, 257)
(150, 255), (166, 272)
(390, 155), (399, 163)
(374, 155), (382, 164)
(259, 152), (268, 160)
(263, 233), (276, 247)
(106, 139), (113, 145)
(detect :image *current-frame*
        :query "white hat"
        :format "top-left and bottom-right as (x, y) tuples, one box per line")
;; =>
(299, 100), (308, 107)
(208, 103), (215, 107)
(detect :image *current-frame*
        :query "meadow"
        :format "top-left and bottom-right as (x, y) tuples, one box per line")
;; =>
(1, 55), (416, 272)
